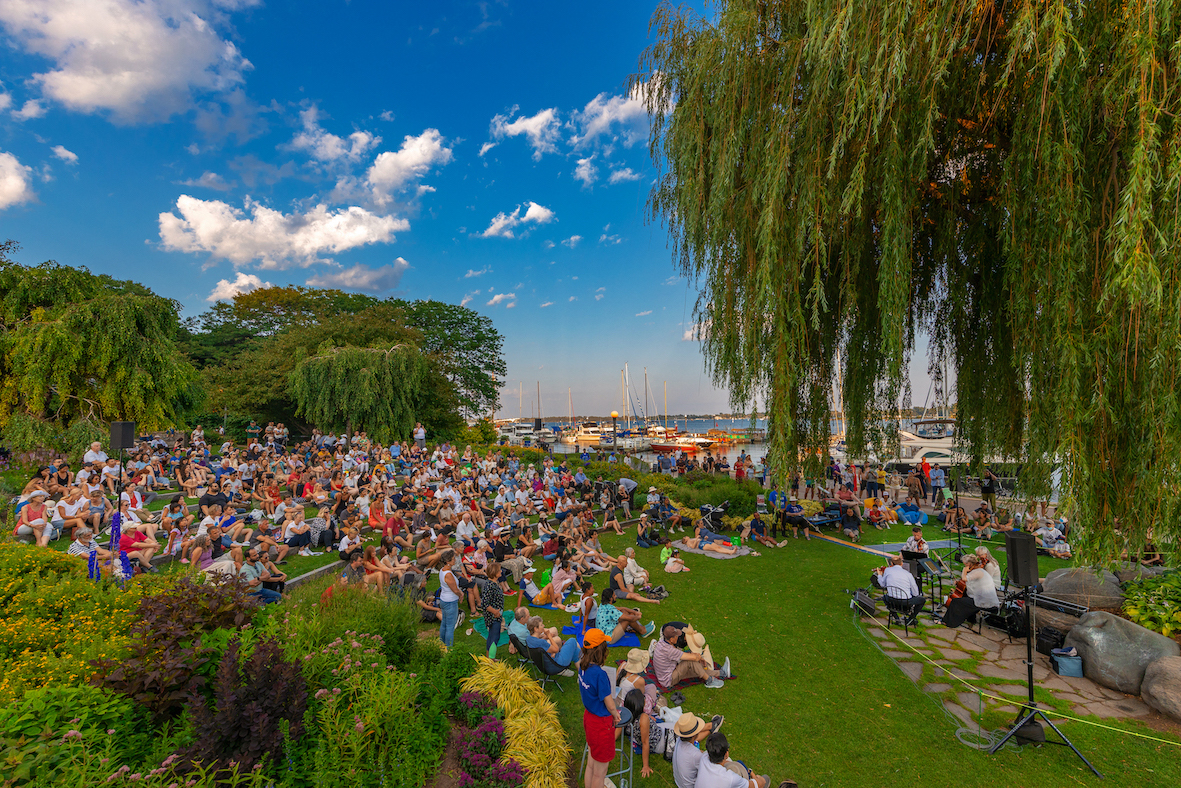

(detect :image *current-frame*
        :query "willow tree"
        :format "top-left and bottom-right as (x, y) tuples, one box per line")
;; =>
(638, 1), (1181, 559)
(0, 245), (199, 456)
(289, 344), (429, 444)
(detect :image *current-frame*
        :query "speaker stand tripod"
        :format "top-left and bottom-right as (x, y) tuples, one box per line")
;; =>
(987, 586), (1102, 777)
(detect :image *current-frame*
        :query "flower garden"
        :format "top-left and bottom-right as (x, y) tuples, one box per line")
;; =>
(0, 540), (551, 788)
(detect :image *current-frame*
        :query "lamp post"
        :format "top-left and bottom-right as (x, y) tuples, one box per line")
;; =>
(611, 410), (619, 453)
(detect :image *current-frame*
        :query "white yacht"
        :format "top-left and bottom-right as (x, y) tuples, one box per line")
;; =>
(563, 421), (605, 444)
(895, 418), (957, 465)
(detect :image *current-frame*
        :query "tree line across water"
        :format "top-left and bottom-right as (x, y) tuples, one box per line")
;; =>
(0, 239), (506, 460)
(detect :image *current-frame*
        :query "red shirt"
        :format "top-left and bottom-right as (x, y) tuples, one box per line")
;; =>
(119, 530), (149, 552)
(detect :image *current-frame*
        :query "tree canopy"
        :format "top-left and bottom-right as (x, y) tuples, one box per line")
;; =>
(638, 0), (1181, 559)
(0, 242), (199, 454)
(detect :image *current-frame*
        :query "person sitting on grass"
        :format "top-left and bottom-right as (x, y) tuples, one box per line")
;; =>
(338, 527), (364, 563)
(992, 507), (1016, 534)
(697, 731), (774, 788)
(520, 566), (567, 607)
(601, 504), (625, 535)
(239, 547), (281, 604)
(118, 525), (158, 573)
(652, 623), (727, 689)
(683, 535), (739, 555)
(525, 614), (581, 668)
(841, 507), (862, 543)
(661, 545), (690, 573)
(53, 487), (89, 540)
(596, 587), (655, 644)
(67, 525), (111, 563)
(778, 497), (813, 541)
(14, 489), (54, 546)
(745, 512), (779, 549)
(867, 500), (888, 531)
(972, 503), (996, 540)
(637, 513), (664, 548)
(672, 713), (726, 788)
(611, 553), (661, 605)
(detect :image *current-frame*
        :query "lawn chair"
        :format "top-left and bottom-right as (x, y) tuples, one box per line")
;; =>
(508, 633), (534, 672)
(883, 586), (920, 637)
(756, 495), (767, 514)
(528, 645), (568, 692)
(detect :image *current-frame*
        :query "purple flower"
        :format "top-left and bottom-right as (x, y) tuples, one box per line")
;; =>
(315, 689), (329, 699)
(333, 688), (341, 694)
(107, 729), (116, 735)
(62, 730), (83, 741)
(370, 662), (379, 668)
(355, 720), (365, 732)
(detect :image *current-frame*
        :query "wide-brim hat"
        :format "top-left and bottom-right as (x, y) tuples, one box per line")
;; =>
(623, 647), (649, 675)
(673, 713), (705, 738)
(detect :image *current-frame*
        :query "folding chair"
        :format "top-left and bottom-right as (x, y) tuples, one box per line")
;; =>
(883, 586), (920, 637)
(756, 495), (767, 514)
(508, 633), (534, 672)
(528, 645), (568, 692)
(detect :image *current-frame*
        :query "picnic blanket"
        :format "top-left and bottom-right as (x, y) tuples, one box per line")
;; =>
(670, 539), (752, 559)
(616, 658), (736, 693)
(472, 618), (510, 647)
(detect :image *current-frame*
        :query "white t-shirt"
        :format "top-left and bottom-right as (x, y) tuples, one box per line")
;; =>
(84, 449), (108, 464)
(338, 534), (361, 552)
(197, 516), (215, 536)
(695, 755), (749, 788)
(456, 519), (477, 541)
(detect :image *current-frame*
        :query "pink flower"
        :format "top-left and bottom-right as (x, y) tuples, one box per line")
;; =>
(161, 755), (178, 767)
(107, 729), (116, 735)
(63, 730), (83, 740)
(129, 773), (142, 781)
(371, 662), (379, 668)
(333, 688), (341, 694)
(355, 720), (365, 732)
(315, 689), (329, 699)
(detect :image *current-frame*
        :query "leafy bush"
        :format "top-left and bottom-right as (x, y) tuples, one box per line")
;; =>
(0, 542), (154, 704)
(91, 575), (262, 722)
(457, 692), (501, 729)
(457, 716), (525, 788)
(1123, 570), (1181, 637)
(262, 585), (418, 670)
(175, 636), (308, 779)
(308, 669), (444, 788)
(0, 686), (149, 786)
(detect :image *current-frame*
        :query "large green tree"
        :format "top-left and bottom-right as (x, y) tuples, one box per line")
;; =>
(0, 241), (199, 455)
(639, 1), (1181, 559)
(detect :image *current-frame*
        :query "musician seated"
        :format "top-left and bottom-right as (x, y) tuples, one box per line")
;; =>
(903, 526), (928, 555)
(878, 555), (924, 612)
(974, 546), (1002, 588)
(940, 554), (1000, 629)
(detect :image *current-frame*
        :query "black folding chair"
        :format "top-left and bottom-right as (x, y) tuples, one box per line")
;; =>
(883, 586), (920, 637)
(508, 633), (534, 672)
(528, 646), (568, 692)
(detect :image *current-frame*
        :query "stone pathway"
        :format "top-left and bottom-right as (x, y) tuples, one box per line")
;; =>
(862, 611), (1153, 726)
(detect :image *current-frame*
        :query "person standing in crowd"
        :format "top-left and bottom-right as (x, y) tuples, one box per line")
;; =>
(577, 628), (621, 788)
(438, 549), (462, 648)
(929, 463), (946, 507)
(414, 423), (427, 451)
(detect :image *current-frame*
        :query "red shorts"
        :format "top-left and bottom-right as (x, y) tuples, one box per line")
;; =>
(583, 710), (616, 763)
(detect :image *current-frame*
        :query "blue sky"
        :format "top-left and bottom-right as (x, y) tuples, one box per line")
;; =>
(0, 0), (936, 418)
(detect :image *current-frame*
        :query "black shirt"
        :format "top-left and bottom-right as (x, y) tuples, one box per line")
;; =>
(610, 566), (627, 592)
(198, 491), (229, 513)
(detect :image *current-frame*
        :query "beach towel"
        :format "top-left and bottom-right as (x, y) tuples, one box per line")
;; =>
(670, 539), (753, 559)
(472, 618), (510, 647)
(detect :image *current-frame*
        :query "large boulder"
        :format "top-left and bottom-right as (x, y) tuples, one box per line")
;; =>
(1064, 612), (1181, 694)
(1141, 656), (1181, 722)
(1112, 562), (1166, 584)
(1032, 607), (1081, 638)
(1041, 568), (1124, 609)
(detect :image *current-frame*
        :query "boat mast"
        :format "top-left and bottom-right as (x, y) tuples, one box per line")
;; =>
(519, 381), (522, 418)
(536, 381), (541, 423)
(664, 381), (668, 430)
(568, 388), (573, 425)
(644, 367), (649, 427)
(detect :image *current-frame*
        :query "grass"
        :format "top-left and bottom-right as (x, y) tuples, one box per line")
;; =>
(429, 519), (1180, 788)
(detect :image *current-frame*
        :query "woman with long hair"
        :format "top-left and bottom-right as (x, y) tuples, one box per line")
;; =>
(577, 628), (620, 788)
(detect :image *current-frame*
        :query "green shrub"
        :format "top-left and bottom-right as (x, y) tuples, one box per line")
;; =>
(1123, 569), (1181, 637)
(0, 686), (149, 787)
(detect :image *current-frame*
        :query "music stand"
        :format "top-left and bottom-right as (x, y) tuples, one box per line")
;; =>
(987, 585), (1102, 777)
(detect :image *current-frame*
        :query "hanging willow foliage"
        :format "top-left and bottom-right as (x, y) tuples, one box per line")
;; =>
(637, 0), (1181, 560)
(289, 344), (429, 444)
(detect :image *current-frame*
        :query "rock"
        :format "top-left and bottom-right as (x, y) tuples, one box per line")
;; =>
(1064, 612), (1181, 694)
(1112, 562), (1166, 584)
(1141, 656), (1181, 722)
(1031, 607), (1081, 637)
(898, 662), (923, 681)
(924, 683), (952, 693)
(1041, 568), (1125, 609)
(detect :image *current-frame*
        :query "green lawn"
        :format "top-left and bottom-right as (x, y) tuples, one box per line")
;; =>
(429, 520), (1180, 788)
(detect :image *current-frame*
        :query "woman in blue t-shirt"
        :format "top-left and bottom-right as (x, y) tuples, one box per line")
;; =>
(577, 628), (620, 788)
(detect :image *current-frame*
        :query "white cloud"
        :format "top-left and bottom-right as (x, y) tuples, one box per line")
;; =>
(682, 319), (711, 341)
(561, 235), (581, 248)
(13, 99), (46, 120)
(206, 271), (271, 302)
(608, 167), (640, 184)
(305, 259), (409, 292)
(599, 232), (621, 245)
(568, 296), (577, 302)
(663, 275), (680, 285)
(569, 89), (648, 149)
(0, 0), (259, 122)
(460, 290), (480, 306)
(636, 310), (652, 316)
(486, 292), (516, 306)
(379, 110), (395, 121)
(595, 287), (606, 292)
(479, 201), (555, 239)
(594, 294), (604, 301)
(0, 86), (10, 112)
(505, 301), (516, 309)
(522, 201), (554, 224)
(50, 144), (78, 164)
(489, 106), (561, 159)
(464, 266), (491, 278)
(179, 171), (232, 190)
(287, 106), (379, 163)
(364, 128), (452, 206)
(542, 240), (554, 249)
(0, 151), (35, 209)
(478, 142), (496, 156)
(539, 301), (553, 308)
(158, 195), (406, 268)
(574, 156), (597, 187)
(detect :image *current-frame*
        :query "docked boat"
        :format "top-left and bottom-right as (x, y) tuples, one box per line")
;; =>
(561, 421), (605, 445)
(895, 418), (957, 465)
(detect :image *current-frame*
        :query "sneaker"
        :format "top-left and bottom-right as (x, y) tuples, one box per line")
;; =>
(710, 714), (725, 732)
(643, 621), (656, 637)
(457, 611), (466, 627)
(704, 678), (725, 689)
(778, 540), (789, 547)
(307, 550), (323, 556)
(720, 657), (731, 679)
(179, 558), (189, 564)
(559, 669), (576, 677)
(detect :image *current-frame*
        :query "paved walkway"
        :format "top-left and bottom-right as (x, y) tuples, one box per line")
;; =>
(862, 612), (1152, 727)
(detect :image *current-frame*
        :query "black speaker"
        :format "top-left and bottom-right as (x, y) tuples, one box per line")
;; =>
(1005, 531), (1039, 587)
(110, 421), (137, 451)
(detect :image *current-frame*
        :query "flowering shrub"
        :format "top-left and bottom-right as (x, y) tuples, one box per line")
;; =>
(297, 630), (393, 698)
(0, 542), (152, 704)
(457, 691), (501, 728)
(456, 714), (526, 788)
